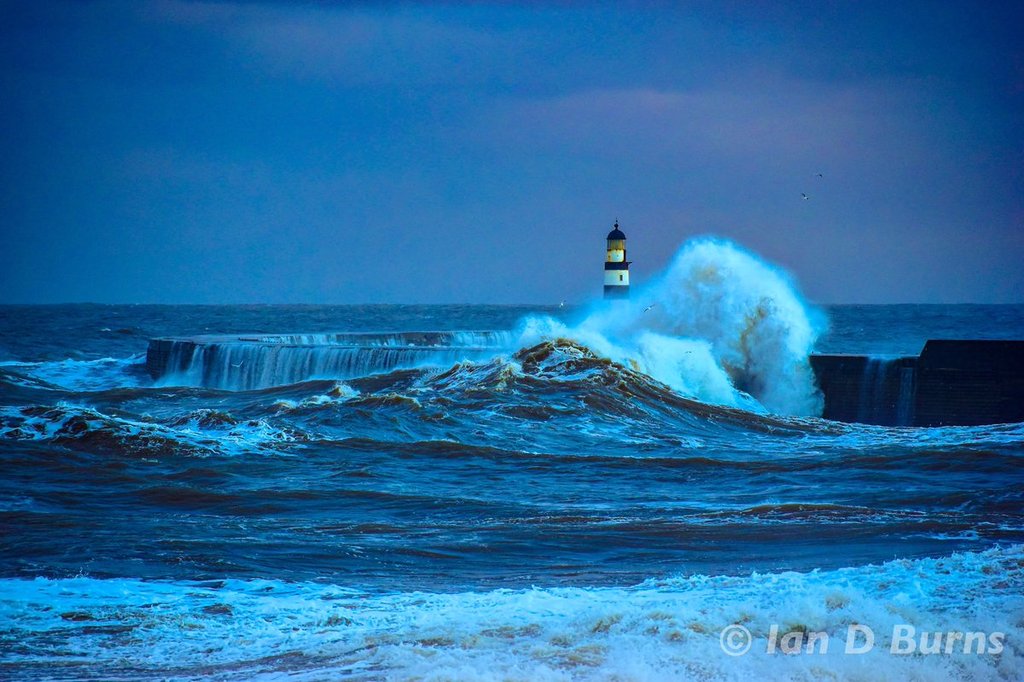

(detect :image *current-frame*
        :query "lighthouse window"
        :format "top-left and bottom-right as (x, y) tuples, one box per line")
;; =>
(619, 274), (624, 282)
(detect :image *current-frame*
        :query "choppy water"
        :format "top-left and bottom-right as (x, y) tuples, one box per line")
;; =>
(1, 303), (1023, 681)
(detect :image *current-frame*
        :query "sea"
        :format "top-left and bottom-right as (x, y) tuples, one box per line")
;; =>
(1, 297), (1023, 680)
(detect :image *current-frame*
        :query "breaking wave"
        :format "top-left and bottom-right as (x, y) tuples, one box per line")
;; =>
(518, 238), (825, 416)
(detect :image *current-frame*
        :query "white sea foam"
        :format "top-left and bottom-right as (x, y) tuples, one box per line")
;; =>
(272, 383), (360, 411)
(0, 546), (1019, 680)
(518, 238), (825, 416)
(0, 404), (301, 456)
(0, 354), (147, 392)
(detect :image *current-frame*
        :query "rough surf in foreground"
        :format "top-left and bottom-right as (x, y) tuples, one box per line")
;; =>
(2, 547), (1022, 681)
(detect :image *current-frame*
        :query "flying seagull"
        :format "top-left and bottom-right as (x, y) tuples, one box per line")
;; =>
(230, 362), (244, 368)
(559, 300), (566, 308)
(801, 193), (810, 200)
(643, 304), (656, 313)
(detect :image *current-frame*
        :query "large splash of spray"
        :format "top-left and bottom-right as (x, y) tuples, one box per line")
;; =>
(518, 238), (826, 416)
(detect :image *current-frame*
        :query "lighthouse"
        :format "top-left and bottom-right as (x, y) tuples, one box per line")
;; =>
(603, 220), (631, 299)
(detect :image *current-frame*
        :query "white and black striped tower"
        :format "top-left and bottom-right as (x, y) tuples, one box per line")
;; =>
(603, 220), (631, 299)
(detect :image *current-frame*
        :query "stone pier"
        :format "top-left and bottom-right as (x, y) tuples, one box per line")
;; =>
(147, 334), (1024, 426)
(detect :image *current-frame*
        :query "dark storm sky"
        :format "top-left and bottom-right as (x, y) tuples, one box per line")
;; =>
(1, 1), (1021, 304)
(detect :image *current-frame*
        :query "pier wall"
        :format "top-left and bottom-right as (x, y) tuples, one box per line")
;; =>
(811, 340), (1024, 427)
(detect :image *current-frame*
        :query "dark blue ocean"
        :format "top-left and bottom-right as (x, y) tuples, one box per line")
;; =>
(1, 303), (1023, 680)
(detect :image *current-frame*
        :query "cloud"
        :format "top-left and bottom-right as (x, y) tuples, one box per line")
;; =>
(482, 77), (927, 171)
(150, 0), (503, 87)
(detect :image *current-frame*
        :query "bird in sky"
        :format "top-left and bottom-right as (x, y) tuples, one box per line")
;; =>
(559, 300), (566, 308)
(801, 193), (810, 200)
(643, 304), (656, 313)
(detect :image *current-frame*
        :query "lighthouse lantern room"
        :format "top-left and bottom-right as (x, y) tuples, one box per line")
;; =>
(603, 220), (630, 299)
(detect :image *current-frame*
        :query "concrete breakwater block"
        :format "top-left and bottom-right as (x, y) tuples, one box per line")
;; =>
(914, 340), (1024, 427)
(812, 340), (1024, 427)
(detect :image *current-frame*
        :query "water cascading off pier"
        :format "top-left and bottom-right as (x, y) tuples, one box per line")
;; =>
(146, 331), (514, 391)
